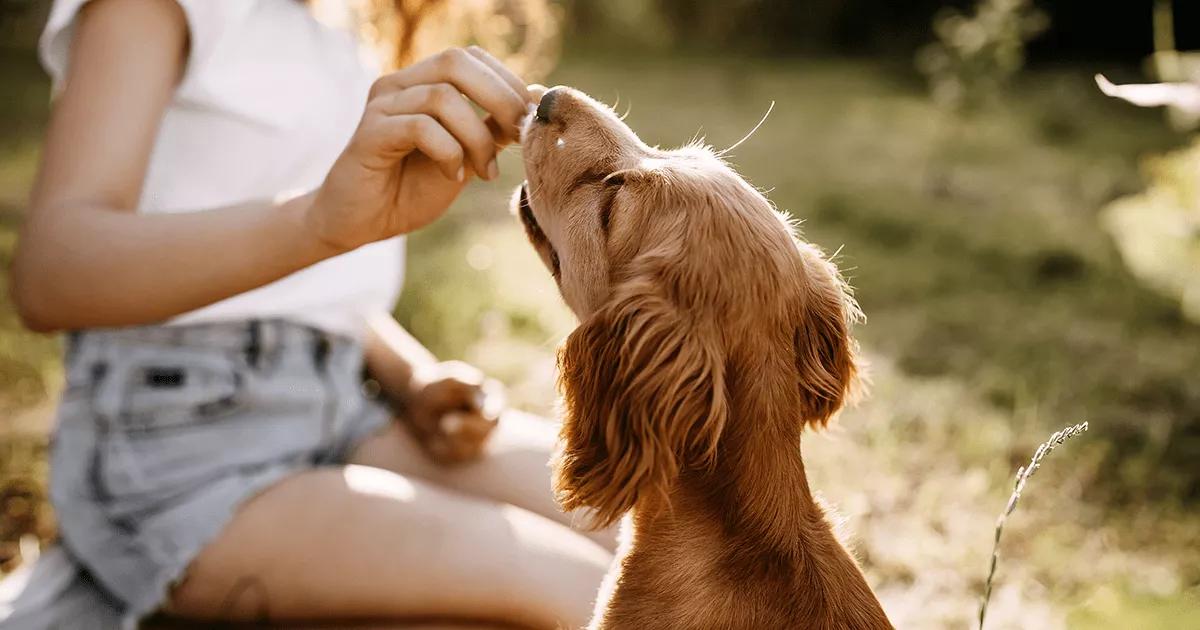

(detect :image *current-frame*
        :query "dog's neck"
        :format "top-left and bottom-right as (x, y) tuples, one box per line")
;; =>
(605, 371), (892, 629)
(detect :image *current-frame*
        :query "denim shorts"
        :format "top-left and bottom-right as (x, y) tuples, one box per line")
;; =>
(48, 319), (390, 629)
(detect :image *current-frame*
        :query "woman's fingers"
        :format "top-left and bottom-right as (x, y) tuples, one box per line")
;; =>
(480, 378), (506, 420)
(463, 45), (536, 147)
(364, 113), (464, 181)
(427, 378), (503, 423)
(466, 46), (531, 104)
(484, 114), (507, 146)
(371, 48), (528, 142)
(370, 83), (499, 179)
(351, 48), (533, 186)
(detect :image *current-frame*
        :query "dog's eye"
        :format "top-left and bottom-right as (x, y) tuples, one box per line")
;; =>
(518, 185), (544, 241)
(599, 188), (618, 236)
(599, 174), (624, 236)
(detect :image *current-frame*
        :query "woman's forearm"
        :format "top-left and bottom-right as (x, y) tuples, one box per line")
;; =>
(363, 312), (439, 404)
(11, 193), (342, 332)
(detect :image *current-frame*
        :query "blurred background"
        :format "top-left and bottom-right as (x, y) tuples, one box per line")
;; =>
(3, 0), (1200, 628)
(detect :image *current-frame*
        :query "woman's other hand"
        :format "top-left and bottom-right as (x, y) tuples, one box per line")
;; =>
(308, 47), (535, 251)
(402, 360), (506, 465)
(363, 312), (505, 465)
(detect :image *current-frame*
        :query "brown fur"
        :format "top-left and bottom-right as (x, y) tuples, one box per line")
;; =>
(517, 88), (893, 630)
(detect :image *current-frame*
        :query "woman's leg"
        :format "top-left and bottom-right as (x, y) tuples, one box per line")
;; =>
(167, 466), (610, 629)
(348, 411), (618, 550)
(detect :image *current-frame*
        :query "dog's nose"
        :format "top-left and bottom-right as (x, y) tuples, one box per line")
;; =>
(535, 87), (563, 123)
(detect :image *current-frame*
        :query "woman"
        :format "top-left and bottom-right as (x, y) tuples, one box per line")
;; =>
(8, 0), (610, 627)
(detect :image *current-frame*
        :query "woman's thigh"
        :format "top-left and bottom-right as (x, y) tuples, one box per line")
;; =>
(348, 411), (617, 550)
(167, 466), (610, 629)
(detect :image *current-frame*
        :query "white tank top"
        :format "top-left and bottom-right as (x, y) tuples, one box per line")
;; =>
(40, 0), (403, 340)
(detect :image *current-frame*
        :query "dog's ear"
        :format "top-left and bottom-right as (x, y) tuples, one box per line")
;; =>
(554, 261), (727, 528)
(792, 241), (862, 429)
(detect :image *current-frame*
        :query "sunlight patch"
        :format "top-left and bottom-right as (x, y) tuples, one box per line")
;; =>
(342, 465), (417, 501)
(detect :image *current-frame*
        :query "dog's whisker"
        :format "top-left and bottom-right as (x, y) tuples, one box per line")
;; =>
(524, 183), (543, 206)
(716, 100), (776, 156)
(525, 179), (549, 206)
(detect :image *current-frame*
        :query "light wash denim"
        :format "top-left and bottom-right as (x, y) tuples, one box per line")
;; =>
(13, 319), (389, 629)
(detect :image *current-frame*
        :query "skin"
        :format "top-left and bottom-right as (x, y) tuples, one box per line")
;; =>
(169, 415), (612, 629)
(13, 0), (610, 626)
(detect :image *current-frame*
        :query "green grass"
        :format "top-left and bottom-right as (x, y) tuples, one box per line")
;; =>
(1070, 588), (1200, 629)
(0, 47), (56, 413)
(0, 46), (58, 576)
(407, 55), (1200, 501)
(3, 46), (1200, 626)
(577, 57), (1200, 499)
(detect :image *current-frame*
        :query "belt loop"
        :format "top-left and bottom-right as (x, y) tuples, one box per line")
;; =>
(245, 319), (262, 369)
(65, 330), (82, 365)
(312, 329), (331, 371)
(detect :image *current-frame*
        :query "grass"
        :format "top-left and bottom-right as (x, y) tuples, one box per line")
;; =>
(2, 44), (1200, 627)
(979, 422), (1090, 629)
(0, 46), (59, 577)
(411, 54), (1200, 501)
(1069, 589), (1200, 629)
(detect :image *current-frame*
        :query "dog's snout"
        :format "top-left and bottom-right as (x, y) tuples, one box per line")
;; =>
(535, 87), (563, 123)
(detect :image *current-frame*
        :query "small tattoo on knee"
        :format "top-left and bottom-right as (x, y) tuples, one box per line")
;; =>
(220, 575), (272, 624)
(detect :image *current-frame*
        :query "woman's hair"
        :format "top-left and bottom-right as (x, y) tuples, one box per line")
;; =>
(312, 0), (560, 78)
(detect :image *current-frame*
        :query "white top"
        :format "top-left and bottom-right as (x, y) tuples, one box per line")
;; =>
(40, 0), (404, 340)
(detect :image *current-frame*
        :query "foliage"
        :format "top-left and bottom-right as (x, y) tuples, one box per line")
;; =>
(653, 0), (849, 53)
(916, 0), (1049, 112)
(1093, 0), (1200, 370)
(1103, 139), (1200, 322)
(1096, 2), (1200, 327)
(563, 0), (956, 55)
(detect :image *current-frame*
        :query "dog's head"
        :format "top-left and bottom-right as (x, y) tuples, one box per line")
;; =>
(516, 87), (861, 527)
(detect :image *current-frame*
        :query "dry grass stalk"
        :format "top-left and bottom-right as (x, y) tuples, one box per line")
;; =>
(978, 421), (1090, 630)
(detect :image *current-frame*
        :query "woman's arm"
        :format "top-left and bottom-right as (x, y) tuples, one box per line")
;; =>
(14, 190), (338, 332)
(12, 0), (532, 332)
(364, 312), (505, 464)
(363, 311), (438, 402)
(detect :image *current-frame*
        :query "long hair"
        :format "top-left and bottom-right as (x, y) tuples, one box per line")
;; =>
(311, 0), (560, 78)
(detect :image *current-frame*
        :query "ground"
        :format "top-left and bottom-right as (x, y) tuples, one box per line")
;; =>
(2, 48), (1199, 628)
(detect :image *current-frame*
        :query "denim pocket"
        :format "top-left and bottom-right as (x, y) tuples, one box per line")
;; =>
(94, 347), (249, 500)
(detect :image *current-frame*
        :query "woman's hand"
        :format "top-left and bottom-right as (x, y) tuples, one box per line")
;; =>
(403, 361), (507, 465)
(363, 314), (506, 465)
(308, 46), (534, 251)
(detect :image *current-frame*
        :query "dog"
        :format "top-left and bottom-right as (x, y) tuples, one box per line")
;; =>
(514, 86), (894, 630)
